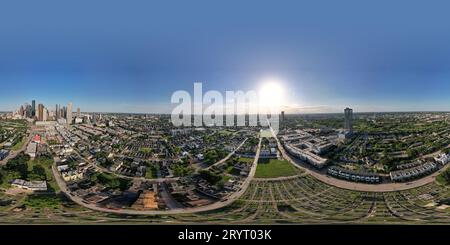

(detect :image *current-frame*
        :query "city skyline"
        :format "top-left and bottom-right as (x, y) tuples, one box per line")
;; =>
(7, 99), (450, 115)
(2, 1), (450, 113)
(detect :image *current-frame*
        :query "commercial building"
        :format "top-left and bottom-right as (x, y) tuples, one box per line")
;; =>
(344, 107), (353, 134)
(43, 107), (48, 121)
(281, 130), (334, 168)
(11, 179), (47, 191)
(26, 142), (38, 159)
(31, 100), (36, 117)
(55, 104), (59, 119)
(67, 102), (73, 125)
(38, 103), (44, 121)
(284, 143), (328, 168)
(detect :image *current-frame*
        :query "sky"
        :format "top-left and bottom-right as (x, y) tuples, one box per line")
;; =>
(1, 0), (450, 113)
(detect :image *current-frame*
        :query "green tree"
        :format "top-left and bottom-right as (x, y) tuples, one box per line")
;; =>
(30, 165), (47, 181)
(198, 170), (221, 185)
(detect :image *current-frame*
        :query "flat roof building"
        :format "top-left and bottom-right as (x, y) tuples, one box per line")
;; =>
(26, 142), (38, 159)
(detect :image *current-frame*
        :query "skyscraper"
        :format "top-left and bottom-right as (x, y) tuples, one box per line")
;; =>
(67, 102), (73, 125)
(31, 100), (36, 117)
(281, 111), (285, 122)
(55, 104), (59, 119)
(43, 107), (48, 121)
(77, 108), (81, 118)
(344, 107), (353, 134)
(19, 105), (24, 117)
(25, 104), (32, 118)
(38, 104), (44, 121)
(60, 106), (65, 119)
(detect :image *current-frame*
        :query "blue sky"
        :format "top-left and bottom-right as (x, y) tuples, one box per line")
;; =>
(1, 0), (450, 113)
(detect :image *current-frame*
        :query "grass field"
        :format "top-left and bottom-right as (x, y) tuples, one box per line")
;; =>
(255, 158), (300, 178)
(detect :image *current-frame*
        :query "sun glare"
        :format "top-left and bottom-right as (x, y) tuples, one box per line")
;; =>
(258, 79), (285, 108)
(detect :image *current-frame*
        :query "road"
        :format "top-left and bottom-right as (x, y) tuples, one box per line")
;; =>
(205, 138), (248, 170)
(269, 125), (450, 192)
(51, 135), (262, 215)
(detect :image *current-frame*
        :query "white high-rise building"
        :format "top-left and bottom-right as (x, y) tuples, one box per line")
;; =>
(67, 102), (73, 126)
(43, 107), (48, 121)
(344, 107), (353, 133)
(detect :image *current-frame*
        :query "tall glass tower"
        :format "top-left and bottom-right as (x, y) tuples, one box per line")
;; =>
(31, 100), (36, 117)
(344, 107), (353, 134)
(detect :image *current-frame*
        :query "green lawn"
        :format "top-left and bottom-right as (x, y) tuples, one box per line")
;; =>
(255, 158), (300, 178)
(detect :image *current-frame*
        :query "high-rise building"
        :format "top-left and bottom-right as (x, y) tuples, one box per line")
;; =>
(25, 104), (32, 118)
(281, 111), (285, 122)
(55, 104), (59, 119)
(67, 102), (73, 125)
(19, 105), (25, 117)
(62, 106), (67, 119)
(77, 108), (81, 118)
(43, 107), (48, 121)
(31, 100), (36, 117)
(60, 107), (64, 119)
(344, 107), (353, 134)
(37, 104), (44, 121)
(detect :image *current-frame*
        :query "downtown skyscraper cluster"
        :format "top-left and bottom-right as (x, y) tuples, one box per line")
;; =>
(16, 100), (78, 126)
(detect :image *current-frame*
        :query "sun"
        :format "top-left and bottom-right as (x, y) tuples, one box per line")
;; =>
(258, 79), (285, 108)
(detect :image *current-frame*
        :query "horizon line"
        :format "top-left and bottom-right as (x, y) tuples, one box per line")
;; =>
(3, 110), (450, 115)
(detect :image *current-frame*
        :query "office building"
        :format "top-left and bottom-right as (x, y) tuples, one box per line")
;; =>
(67, 102), (73, 125)
(43, 107), (48, 121)
(37, 104), (44, 121)
(55, 104), (59, 119)
(344, 107), (353, 134)
(31, 100), (36, 117)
